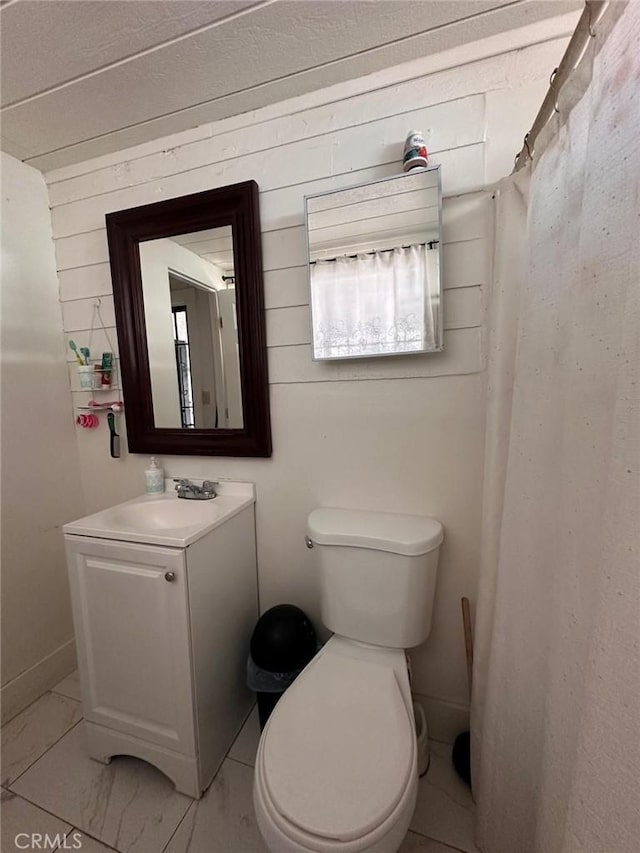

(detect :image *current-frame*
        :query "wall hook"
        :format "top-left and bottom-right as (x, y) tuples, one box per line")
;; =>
(549, 68), (560, 114)
(587, 3), (597, 37)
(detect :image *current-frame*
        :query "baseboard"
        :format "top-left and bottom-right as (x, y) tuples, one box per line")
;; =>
(412, 691), (470, 745)
(1, 639), (77, 724)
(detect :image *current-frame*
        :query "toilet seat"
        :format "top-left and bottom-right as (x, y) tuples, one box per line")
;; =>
(256, 638), (416, 850)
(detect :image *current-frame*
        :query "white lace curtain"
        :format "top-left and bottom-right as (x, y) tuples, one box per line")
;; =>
(310, 244), (437, 359)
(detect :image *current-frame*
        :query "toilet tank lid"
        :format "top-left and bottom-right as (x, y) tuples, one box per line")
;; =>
(307, 508), (443, 556)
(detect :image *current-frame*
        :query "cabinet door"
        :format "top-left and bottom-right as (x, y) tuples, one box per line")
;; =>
(66, 536), (196, 756)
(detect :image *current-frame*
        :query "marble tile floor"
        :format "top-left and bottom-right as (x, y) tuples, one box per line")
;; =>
(1, 674), (478, 853)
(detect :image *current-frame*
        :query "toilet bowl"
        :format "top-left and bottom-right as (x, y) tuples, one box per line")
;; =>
(254, 507), (443, 853)
(254, 636), (418, 853)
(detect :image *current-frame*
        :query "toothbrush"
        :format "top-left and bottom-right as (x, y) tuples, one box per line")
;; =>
(68, 340), (85, 365)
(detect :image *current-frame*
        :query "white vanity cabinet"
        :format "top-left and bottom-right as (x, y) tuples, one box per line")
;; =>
(64, 488), (258, 799)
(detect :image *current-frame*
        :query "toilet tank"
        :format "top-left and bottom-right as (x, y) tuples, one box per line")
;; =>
(307, 508), (443, 649)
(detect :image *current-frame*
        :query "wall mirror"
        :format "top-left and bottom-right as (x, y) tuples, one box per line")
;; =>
(106, 181), (271, 457)
(305, 166), (443, 360)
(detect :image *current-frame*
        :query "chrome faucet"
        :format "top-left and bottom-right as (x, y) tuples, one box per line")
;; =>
(173, 478), (218, 500)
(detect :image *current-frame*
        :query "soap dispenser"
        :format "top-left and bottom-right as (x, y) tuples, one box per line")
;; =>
(145, 457), (164, 494)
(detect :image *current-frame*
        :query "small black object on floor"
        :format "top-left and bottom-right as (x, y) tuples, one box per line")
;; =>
(248, 604), (317, 729)
(452, 730), (471, 788)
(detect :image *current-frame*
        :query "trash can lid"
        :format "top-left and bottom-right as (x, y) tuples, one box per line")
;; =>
(250, 604), (317, 672)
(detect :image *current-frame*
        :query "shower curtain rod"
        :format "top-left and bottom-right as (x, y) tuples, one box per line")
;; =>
(310, 240), (439, 264)
(513, 0), (607, 172)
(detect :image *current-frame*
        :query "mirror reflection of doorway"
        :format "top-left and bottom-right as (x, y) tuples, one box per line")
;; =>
(169, 273), (223, 429)
(170, 304), (195, 428)
(140, 225), (244, 430)
(216, 287), (243, 429)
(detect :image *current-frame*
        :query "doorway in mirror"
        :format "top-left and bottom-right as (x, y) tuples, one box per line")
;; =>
(139, 225), (243, 430)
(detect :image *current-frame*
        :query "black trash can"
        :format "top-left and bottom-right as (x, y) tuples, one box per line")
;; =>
(247, 604), (317, 729)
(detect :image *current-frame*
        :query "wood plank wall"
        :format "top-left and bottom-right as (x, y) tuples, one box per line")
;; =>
(45, 36), (564, 733)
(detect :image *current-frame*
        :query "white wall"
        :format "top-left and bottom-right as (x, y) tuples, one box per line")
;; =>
(47, 31), (568, 739)
(1, 153), (85, 722)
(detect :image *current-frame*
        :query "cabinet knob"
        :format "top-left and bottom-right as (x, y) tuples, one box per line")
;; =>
(164, 571), (176, 583)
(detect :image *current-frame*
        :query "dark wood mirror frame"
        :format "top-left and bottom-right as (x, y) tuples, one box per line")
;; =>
(106, 180), (272, 457)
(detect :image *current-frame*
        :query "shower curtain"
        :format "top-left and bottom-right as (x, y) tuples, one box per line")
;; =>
(472, 4), (640, 853)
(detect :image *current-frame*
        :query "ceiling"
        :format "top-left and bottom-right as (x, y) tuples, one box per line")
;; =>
(0, 0), (581, 172)
(172, 227), (235, 274)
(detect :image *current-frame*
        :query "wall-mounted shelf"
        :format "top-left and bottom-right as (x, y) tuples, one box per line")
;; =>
(77, 358), (119, 393)
(73, 298), (119, 394)
(77, 402), (123, 413)
(76, 400), (124, 432)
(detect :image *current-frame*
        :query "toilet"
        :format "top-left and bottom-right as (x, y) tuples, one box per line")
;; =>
(254, 507), (443, 853)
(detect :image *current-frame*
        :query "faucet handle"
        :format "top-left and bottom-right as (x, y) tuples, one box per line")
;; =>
(202, 480), (218, 495)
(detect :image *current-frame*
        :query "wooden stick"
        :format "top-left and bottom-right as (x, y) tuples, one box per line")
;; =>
(461, 597), (474, 699)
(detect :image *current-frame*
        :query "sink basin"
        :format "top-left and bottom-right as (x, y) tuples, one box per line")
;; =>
(63, 481), (255, 547)
(105, 498), (219, 532)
